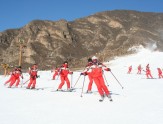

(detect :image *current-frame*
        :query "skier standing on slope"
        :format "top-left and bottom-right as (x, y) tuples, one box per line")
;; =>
(26, 64), (38, 89)
(82, 58), (94, 93)
(52, 66), (60, 80)
(145, 64), (153, 79)
(57, 61), (73, 91)
(4, 67), (17, 86)
(82, 56), (112, 102)
(8, 66), (23, 88)
(14, 66), (23, 87)
(127, 65), (132, 74)
(157, 68), (163, 78)
(137, 64), (142, 74)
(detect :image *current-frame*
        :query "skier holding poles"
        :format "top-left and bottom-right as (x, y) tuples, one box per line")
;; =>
(145, 64), (153, 79)
(7, 66), (23, 88)
(81, 58), (94, 93)
(127, 65), (132, 74)
(52, 66), (60, 80)
(157, 68), (163, 78)
(26, 64), (39, 89)
(14, 66), (23, 87)
(137, 64), (142, 74)
(56, 61), (73, 91)
(81, 56), (112, 102)
(4, 67), (17, 86)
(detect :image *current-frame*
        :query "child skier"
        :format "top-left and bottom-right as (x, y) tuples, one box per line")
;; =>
(52, 66), (60, 80)
(145, 64), (153, 79)
(157, 68), (163, 78)
(84, 58), (94, 93)
(137, 64), (142, 74)
(57, 61), (73, 91)
(26, 64), (38, 89)
(127, 65), (132, 74)
(8, 66), (22, 88)
(4, 67), (16, 85)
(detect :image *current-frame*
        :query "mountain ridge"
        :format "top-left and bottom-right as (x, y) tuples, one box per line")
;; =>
(0, 10), (163, 70)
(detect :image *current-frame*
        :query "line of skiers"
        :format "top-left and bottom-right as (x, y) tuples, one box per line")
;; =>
(4, 55), (163, 101)
(4, 56), (112, 101)
(127, 64), (163, 79)
(51, 56), (112, 101)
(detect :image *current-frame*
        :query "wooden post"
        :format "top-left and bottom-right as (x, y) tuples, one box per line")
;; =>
(4, 67), (7, 76)
(1, 64), (9, 76)
(19, 44), (23, 66)
(18, 37), (25, 67)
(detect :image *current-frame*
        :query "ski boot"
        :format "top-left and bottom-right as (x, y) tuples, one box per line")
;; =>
(107, 95), (113, 102)
(99, 95), (105, 102)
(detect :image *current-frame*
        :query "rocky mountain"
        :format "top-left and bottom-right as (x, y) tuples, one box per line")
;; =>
(0, 10), (163, 70)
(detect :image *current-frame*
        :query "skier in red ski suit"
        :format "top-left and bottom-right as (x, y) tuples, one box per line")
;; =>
(145, 64), (153, 78)
(83, 56), (112, 101)
(13, 66), (23, 87)
(8, 66), (22, 88)
(4, 68), (16, 85)
(157, 68), (163, 78)
(127, 65), (132, 74)
(85, 58), (94, 93)
(57, 61), (73, 91)
(52, 67), (59, 80)
(137, 64), (142, 74)
(26, 64), (38, 89)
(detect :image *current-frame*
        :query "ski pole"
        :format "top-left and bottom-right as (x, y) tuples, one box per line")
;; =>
(22, 79), (30, 85)
(110, 71), (124, 89)
(72, 75), (81, 88)
(56, 72), (60, 80)
(56, 67), (62, 80)
(71, 74), (73, 89)
(20, 73), (24, 88)
(73, 66), (87, 88)
(21, 78), (23, 88)
(103, 72), (109, 86)
(80, 76), (86, 97)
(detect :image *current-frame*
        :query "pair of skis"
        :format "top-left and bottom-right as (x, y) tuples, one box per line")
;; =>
(51, 88), (75, 92)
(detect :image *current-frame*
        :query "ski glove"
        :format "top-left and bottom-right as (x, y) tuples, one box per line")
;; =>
(80, 73), (84, 75)
(105, 68), (111, 71)
(36, 75), (40, 78)
(80, 72), (87, 76)
(70, 72), (73, 74)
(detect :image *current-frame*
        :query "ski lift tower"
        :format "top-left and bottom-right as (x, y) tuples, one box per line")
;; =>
(18, 37), (26, 67)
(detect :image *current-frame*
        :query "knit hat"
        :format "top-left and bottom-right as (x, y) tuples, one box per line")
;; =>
(63, 61), (68, 64)
(88, 58), (92, 62)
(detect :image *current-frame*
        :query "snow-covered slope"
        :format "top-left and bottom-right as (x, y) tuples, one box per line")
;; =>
(0, 48), (163, 124)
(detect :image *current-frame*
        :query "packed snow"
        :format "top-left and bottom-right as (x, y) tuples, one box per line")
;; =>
(0, 48), (163, 124)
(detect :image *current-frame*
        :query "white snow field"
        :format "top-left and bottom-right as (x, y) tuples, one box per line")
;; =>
(0, 48), (163, 124)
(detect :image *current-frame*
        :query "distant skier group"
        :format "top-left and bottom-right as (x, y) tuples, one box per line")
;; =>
(127, 64), (163, 79)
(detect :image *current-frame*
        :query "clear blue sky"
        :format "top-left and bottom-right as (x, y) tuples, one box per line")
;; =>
(1, 0), (163, 32)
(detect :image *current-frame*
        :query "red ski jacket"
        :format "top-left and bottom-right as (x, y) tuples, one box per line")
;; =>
(13, 69), (22, 79)
(84, 63), (110, 78)
(29, 69), (38, 79)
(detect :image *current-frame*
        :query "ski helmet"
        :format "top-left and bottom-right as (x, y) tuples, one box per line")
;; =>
(92, 56), (98, 60)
